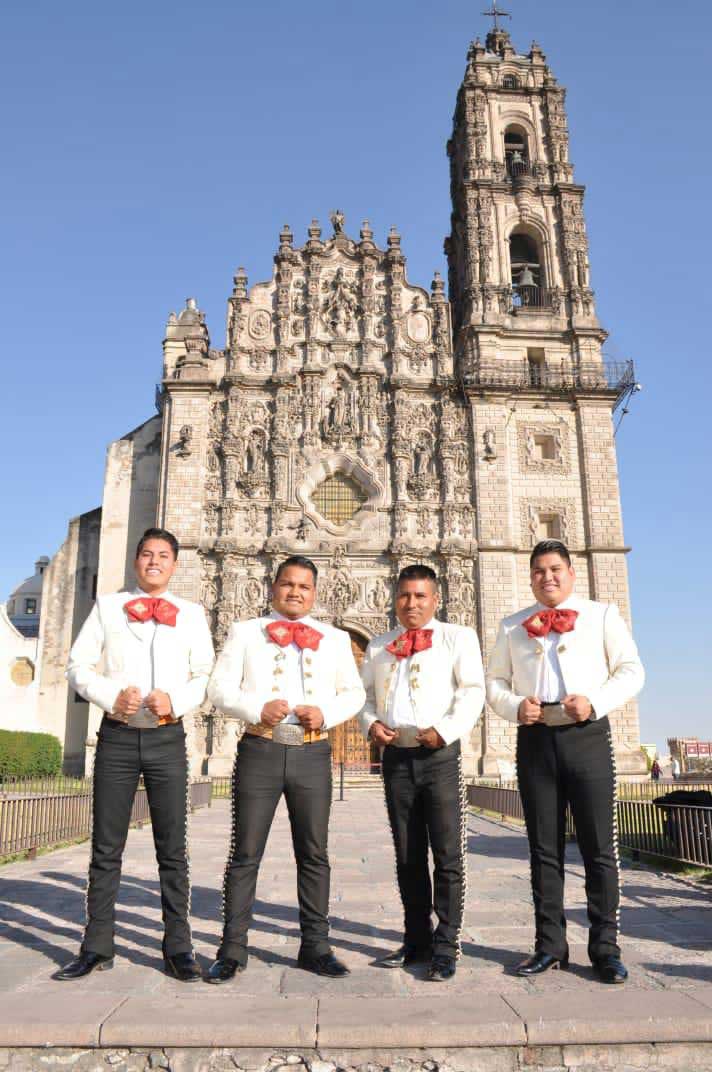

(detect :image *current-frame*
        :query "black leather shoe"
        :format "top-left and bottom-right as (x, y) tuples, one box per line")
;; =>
(164, 951), (202, 982)
(380, 944), (433, 969)
(55, 951), (114, 981)
(516, 951), (569, 976)
(205, 957), (246, 984)
(297, 950), (350, 977)
(593, 955), (628, 984)
(428, 954), (456, 981)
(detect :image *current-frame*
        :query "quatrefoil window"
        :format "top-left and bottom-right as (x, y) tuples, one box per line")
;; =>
(312, 473), (367, 525)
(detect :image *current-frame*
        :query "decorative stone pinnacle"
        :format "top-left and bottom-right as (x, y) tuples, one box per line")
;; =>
(308, 219), (322, 240)
(387, 225), (401, 250)
(360, 219), (374, 242)
(431, 271), (445, 298)
(279, 224), (293, 249)
(232, 267), (248, 297)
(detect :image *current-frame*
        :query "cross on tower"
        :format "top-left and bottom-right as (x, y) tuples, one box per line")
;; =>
(481, 1), (511, 30)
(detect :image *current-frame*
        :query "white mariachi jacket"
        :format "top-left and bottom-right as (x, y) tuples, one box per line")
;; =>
(207, 616), (366, 728)
(486, 595), (645, 724)
(66, 591), (215, 718)
(358, 619), (485, 746)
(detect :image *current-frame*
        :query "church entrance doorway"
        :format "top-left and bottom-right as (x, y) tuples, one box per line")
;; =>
(329, 629), (380, 773)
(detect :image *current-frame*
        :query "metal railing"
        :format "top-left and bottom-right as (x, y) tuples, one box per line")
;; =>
(506, 157), (531, 178)
(468, 782), (712, 868)
(512, 284), (551, 309)
(464, 358), (635, 398)
(0, 777), (212, 858)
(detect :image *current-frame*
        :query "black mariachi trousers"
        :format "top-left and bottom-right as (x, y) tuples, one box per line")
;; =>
(516, 716), (620, 963)
(382, 739), (465, 959)
(83, 717), (191, 959)
(220, 734), (333, 964)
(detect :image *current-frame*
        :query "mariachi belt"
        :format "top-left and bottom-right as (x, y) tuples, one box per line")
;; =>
(245, 722), (328, 746)
(104, 709), (176, 729)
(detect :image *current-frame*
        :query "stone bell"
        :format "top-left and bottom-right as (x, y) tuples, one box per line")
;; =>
(518, 265), (536, 287)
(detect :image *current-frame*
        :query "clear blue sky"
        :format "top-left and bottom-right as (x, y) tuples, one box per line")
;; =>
(1, 0), (710, 754)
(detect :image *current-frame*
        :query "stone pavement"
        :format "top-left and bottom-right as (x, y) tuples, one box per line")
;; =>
(1, 787), (712, 1054)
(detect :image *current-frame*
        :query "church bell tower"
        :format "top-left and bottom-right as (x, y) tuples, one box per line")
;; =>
(446, 20), (645, 775)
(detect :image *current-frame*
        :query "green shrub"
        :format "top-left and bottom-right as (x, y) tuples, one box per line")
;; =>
(0, 730), (62, 778)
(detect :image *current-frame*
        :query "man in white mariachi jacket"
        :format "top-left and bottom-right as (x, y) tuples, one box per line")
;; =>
(487, 538), (645, 985)
(359, 564), (485, 982)
(57, 527), (215, 983)
(206, 555), (365, 983)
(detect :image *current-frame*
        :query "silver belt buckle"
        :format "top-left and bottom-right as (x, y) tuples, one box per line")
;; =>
(541, 703), (574, 727)
(392, 726), (420, 748)
(126, 706), (160, 730)
(273, 722), (305, 746)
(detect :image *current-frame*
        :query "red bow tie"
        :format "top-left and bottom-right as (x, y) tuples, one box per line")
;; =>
(386, 628), (433, 660)
(522, 608), (578, 638)
(124, 597), (178, 627)
(266, 620), (323, 651)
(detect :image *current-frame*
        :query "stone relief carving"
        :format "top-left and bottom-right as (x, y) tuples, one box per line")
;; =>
(517, 422), (568, 474)
(520, 499), (576, 548)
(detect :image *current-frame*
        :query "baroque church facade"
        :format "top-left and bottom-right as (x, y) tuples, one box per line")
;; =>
(35, 26), (644, 778)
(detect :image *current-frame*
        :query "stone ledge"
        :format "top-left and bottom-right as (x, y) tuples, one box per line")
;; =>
(0, 993), (127, 1047)
(318, 995), (526, 1047)
(99, 995), (317, 1048)
(1, 989), (712, 1051)
(505, 989), (712, 1045)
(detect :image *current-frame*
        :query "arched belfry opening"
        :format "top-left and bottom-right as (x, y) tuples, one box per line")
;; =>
(504, 126), (529, 177)
(509, 230), (544, 307)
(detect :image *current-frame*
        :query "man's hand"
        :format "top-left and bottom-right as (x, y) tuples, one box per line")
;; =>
(518, 697), (542, 725)
(261, 700), (289, 727)
(562, 694), (593, 722)
(370, 720), (397, 747)
(416, 727), (445, 750)
(294, 705), (325, 731)
(144, 689), (174, 720)
(111, 686), (142, 722)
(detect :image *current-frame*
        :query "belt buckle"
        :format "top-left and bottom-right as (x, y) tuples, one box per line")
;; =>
(126, 707), (160, 730)
(273, 723), (305, 747)
(393, 726), (420, 748)
(540, 703), (573, 727)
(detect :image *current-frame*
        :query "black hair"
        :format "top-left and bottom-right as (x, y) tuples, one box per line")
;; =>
(135, 527), (179, 560)
(273, 555), (318, 583)
(530, 539), (571, 568)
(396, 563), (439, 589)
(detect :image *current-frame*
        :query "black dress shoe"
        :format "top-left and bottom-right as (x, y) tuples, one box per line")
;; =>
(379, 944), (433, 969)
(55, 951), (114, 981)
(428, 954), (456, 982)
(205, 957), (246, 984)
(593, 955), (628, 984)
(164, 951), (202, 982)
(297, 950), (350, 977)
(516, 951), (569, 976)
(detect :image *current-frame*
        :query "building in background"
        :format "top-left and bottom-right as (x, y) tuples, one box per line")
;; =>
(30, 22), (645, 778)
(6, 557), (49, 638)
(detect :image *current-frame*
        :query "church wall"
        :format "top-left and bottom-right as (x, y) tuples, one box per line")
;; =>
(36, 507), (101, 772)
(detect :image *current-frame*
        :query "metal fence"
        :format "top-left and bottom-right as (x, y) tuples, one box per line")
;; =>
(0, 777), (213, 858)
(468, 782), (712, 868)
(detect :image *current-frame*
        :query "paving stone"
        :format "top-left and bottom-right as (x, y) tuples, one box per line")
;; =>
(506, 989), (712, 1045)
(317, 995), (525, 1047)
(0, 993), (126, 1046)
(100, 996), (317, 1048)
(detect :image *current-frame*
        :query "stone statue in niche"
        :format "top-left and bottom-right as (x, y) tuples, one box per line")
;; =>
(322, 268), (359, 337)
(246, 434), (266, 475)
(525, 429), (536, 461)
(414, 441), (431, 477)
(238, 431), (270, 497)
(324, 383), (355, 440)
(366, 577), (391, 612)
(408, 436), (436, 500)
(394, 456), (410, 500)
(175, 425), (193, 458)
(483, 428), (496, 460)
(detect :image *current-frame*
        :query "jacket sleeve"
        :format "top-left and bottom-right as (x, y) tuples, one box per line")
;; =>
(320, 630), (367, 730)
(357, 641), (379, 739)
(168, 607), (216, 719)
(206, 622), (263, 724)
(485, 621), (525, 724)
(66, 601), (123, 715)
(437, 627), (486, 745)
(587, 603), (645, 719)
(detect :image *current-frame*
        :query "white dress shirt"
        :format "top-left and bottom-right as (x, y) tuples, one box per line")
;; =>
(267, 612), (314, 724)
(533, 599), (576, 703)
(387, 618), (435, 729)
